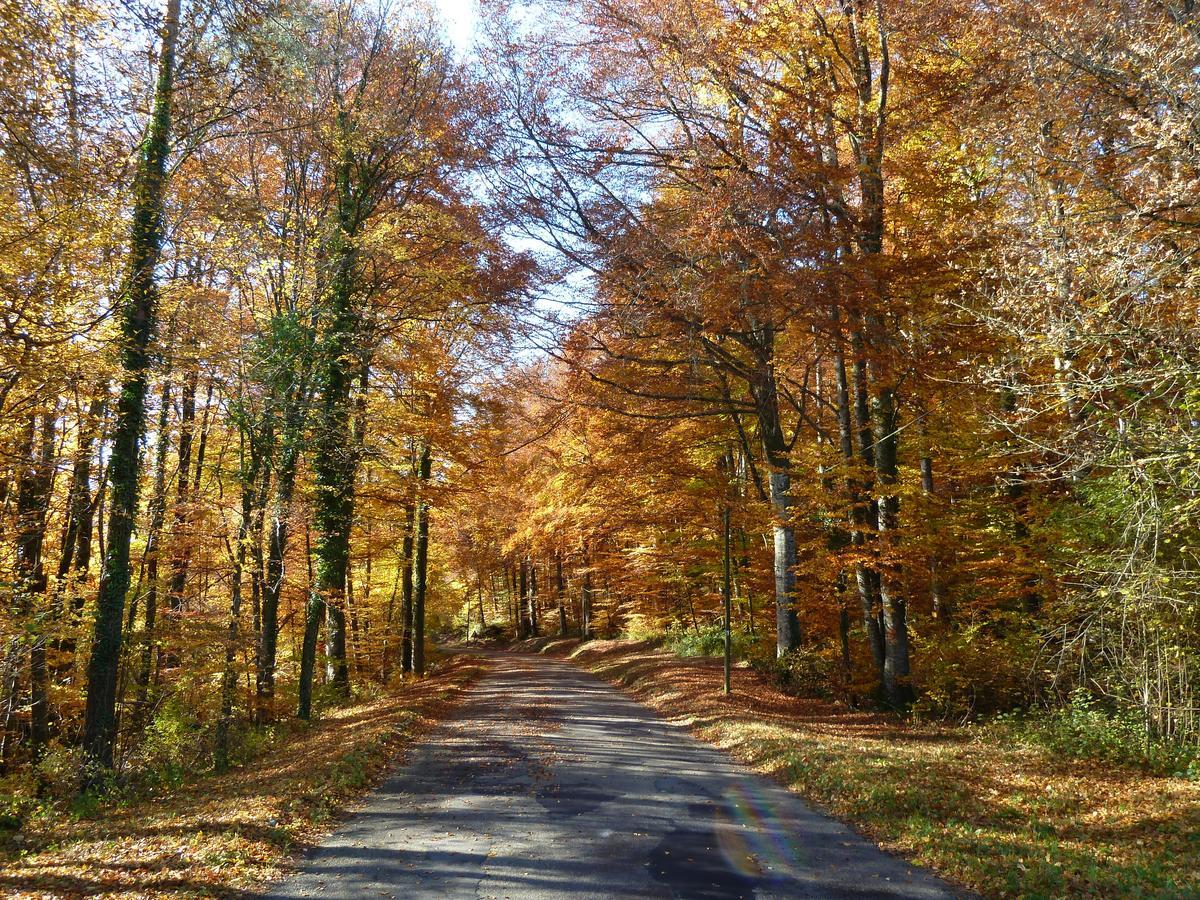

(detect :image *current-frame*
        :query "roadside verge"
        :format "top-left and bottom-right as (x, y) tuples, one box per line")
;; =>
(0, 655), (487, 898)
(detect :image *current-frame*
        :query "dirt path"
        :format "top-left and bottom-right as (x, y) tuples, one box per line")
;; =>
(266, 652), (963, 899)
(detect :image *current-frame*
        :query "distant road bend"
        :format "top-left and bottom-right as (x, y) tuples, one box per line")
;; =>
(267, 652), (963, 899)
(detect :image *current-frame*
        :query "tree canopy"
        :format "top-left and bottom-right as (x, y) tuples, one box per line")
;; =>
(0, 0), (1196, 796)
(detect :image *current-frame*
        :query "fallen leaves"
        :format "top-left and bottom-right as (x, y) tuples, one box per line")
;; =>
(0, 657), (487, 899)
(544, 638), (1200, 898)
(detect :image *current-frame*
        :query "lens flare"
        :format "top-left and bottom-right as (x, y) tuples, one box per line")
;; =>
(715, 782), (805, 881)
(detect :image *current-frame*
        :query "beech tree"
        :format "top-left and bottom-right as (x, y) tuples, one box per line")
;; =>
(0, 0), (1196, 801)
(82, 0), (182, 774)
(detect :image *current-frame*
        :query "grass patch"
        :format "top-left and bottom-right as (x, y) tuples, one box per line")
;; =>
(987, 689), (1200, 778)
(661, 622), (760, 659)
(546, 638), (1200, 898)
(0, 656), (486, 898)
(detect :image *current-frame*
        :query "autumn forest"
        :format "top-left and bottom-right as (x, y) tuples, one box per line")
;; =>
(1, 0), (1198, 894)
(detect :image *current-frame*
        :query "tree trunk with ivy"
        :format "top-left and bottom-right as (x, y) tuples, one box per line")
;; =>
(301, 113), (361, 714)
(82, 0), (180, 776)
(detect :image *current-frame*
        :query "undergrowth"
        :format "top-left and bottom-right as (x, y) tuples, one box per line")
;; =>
(631, 616), (1200, 778)
(989, 688), (1200, 778)
(661, 622), (761, 659)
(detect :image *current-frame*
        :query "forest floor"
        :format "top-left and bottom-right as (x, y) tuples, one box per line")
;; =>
(0, 654), (486, 898)
(524, 636), (1200, 898)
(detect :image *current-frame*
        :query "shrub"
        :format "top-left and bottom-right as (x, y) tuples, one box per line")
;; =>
(989, 688), (1200, 777)
(911, 617), (1042, 722)
(222, 720), (296, 768)
(0, 789), (34, 831)
(663, 622), (760, 659)
(351, 678), (384, 703)
(754, 644), (845, 699)
(138, 699), (205, 788)
(69, 788), (105, 820)
(329, 749), (370, 790)
(620, 614), (666, 644)
(35, 744), (88, 800)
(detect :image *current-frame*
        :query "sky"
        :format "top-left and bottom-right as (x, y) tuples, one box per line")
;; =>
(428, 0), (587, 329)
(432, 0), (480, 55)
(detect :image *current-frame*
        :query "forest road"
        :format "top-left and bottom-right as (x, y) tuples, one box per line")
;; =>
(265, 651), (966, 900)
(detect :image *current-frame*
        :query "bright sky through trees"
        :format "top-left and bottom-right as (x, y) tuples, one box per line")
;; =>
(433, 0), (479, 53)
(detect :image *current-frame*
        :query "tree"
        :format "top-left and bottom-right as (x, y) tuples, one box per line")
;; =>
(82, 0), (181, 774)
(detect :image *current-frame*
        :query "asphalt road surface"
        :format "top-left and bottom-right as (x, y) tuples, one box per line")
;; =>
(266, 652), (963, 899)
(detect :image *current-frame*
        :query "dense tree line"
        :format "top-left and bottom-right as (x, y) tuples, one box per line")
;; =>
(0, 0), (1197, 797)
(0, 0), (524, 786)
(444, 0), (1200, 746)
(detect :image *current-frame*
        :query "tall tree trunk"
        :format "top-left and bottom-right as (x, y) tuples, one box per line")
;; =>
(852, 0), (911, 709)
(555, 552), (567, 636)
(399, 499), (415, 674)
(580, 545), (593, 641)
(347, 366), (370, 677)
(249, 455), (269, 641)
(215, 435), (262, 769)
(381, 551), (403, 680)
(62, 393), (107, 647)
(518, 556), (530, 637)
(214, 535), (245, 771)
(412, 443), (432, 676)
(134, 379), (172, 722)
(71, 457), (101, 581)
(722, 499), (732, 696)
(767, 468), (799, 657)
(511, 564), (523, 638)
(920, 450), (948, 621)
(83, 0), (180, 776)
(748, 325), (800, 656)
(323, 589), (349, 692)
(834, 317), (886, 683)
(737, 525), (755, 633)
(345, 556), (361, 679)
(870, 377), (912, 708)
(158, 368), (209, 677)
(16, 412), (56, 765)
(296, 588), (323, 721)
(412, 444), (432, 676)
(0, 641), (22, 769)
(1002, 388), (1043, 614)
(307, 115), (360, 706)
(257, 414), (301, 724)
(167, 364), (199, 614)
(56, 390), (104, 589)
(851, 334), (888, 692)
(528, 560), (539, 636)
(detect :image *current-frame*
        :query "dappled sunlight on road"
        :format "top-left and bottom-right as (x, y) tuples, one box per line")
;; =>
(267, 652), (959, 899)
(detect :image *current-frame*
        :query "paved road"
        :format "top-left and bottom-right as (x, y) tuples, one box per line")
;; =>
(267, 653), (962, 899)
